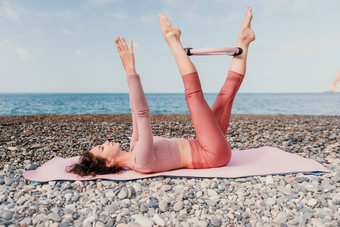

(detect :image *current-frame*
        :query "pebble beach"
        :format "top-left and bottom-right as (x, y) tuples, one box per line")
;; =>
(0, 114), (339, 227)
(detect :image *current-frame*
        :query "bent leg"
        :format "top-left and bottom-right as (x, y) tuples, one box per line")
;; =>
(211, 71), (244, 135)
(182, 72), (231, 167)
(212, 7), (255, 135)
(159, 13), (230, 167)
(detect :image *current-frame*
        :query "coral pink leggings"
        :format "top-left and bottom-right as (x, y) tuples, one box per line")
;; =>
(182, 71), (244, 168)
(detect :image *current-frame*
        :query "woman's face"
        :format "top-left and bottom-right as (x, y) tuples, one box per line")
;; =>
(90, 140), (121, 165)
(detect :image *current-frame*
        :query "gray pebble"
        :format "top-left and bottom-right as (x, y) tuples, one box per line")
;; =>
(333, 172), (340, 182)
(83, 216), (95, 226)
(47, 213), (61, 222)
(149, 197), (158, 209)
(173, 201), (183, 211)
(295, 177), (310, 183)
(20, 218), (32, 226)
(211, 216), (221, 227)
(275, 212), (288, 224)
(0, 211), (14, 220)
(140, 204), (149, 212)
(118, 187), (128, 199)
(95, 221), (106, 227)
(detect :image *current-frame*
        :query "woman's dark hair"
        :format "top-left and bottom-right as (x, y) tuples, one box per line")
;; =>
(66, 150), (122, 177)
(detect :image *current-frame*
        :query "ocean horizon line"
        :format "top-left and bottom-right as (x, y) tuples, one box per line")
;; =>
(0, 92), (336, 95)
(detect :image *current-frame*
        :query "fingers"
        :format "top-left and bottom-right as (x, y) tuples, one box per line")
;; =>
(130, 40), (133, 51)
(115, 37), (123, 53)
(115, 36), (133, 53)
(122, 37), (128, 49)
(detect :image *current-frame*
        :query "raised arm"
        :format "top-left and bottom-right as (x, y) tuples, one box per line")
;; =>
(114, 37), (156, 169)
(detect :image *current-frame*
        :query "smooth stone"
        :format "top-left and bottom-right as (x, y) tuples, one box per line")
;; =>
(149, 197), (159, 209)
(135, 216), (154, 227)
(163, 185), (171, 191)
(95, 221), (105, 227)
(275, 212), (288, 224)
(265, 176), (274, 185)
(333, 173), (340, 182)
(152, 214), (165, 226)
(206, 200), (216, 206)
(331, 194), (340, 204)
(295, 177), (310, 183)
(197, 221), (208, 227)
(20, 218), (32, 226)
(102, 181), (114, 187)
(83, 216), (96, 225)
(159, 200), (168, 212)
(140, 204), (149, 212)
(106, 189), (115, 198)
(7, 147), (17, 151)
(310, 218), (325, 227)
(173, 201), (184, 211)
(26, 163), (39, 170)
(117, 224), (129, 227)
(4, 177), (14, 186)
(127, 222), (142, 227)
(266, 197), (276, 206)
(47, 213), (61, 222)
(118, 187), (128, 199)
(211, 216), (222, 227)
(111, 201), (120, 210)
(1, 211), (14, 220)
(244, 199), (255, 206)
(207, 189), (218, 197)
(308, 199), (318, 206)
(172, 185), (185, 194)
(64, 193), (73, 201)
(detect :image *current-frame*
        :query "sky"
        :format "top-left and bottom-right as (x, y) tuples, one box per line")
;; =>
(0, 0), (339, 93)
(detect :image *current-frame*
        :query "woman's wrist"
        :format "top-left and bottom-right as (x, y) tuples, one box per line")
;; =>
(125, 68), (137, 76)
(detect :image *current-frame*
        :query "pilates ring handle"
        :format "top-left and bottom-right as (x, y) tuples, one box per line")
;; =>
(184, 47), (243, 56)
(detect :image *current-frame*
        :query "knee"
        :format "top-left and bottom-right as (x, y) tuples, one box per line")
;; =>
(185, 88), (203, 99)
(211, 143), (231, 167)
(218, 89), (236, 101)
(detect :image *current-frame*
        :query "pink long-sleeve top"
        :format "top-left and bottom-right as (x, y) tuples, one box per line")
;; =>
(127, 74), (181, 173)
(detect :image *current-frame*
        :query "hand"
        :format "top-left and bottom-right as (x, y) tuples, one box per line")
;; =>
(115, 36), (136, 75)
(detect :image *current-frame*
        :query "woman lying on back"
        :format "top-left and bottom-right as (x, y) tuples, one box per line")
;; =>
(68, 7), (255, 176)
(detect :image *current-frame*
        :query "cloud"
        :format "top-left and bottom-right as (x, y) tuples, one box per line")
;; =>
(62, 29), (74, 36)
(0, 0), (20, 21)
(75, 49), (88, 58)
(15, 47), (36, 62)
(0, 38), (36, 62)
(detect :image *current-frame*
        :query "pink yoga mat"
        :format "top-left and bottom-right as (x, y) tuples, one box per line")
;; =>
(23, 146), (330, 182)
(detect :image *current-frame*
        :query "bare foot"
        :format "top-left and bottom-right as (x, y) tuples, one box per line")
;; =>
(237, 7), (255, 45)
(158, 13), (182, 44)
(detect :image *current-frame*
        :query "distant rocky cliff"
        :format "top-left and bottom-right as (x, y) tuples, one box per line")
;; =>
(329, 70), (340, 92)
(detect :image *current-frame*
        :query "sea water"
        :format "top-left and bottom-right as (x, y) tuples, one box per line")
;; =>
(0, 93), (339, 116)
